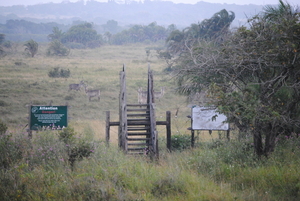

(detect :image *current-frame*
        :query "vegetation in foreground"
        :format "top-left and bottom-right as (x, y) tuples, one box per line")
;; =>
(0, 122), (299, 201)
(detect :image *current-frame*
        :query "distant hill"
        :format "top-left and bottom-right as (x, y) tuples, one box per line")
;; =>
(0, 1), (263, 28)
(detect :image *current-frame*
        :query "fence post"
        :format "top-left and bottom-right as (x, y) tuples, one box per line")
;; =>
(106, 111), (110, 145)
(166, 111), (171, 151)
(191, 130), (195, 148)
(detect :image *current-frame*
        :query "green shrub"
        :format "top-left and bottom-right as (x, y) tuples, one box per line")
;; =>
(0, 129), (23, 169)
(68, 140), (94, 168)
(48, 67), (70, 78)
(0, 120), (7, 135)
(46, 40), (70, 56)
(171, 134), (191, 151)
(60, 68), (70, 78)
(2, 40), (12, 48)
(58, 127), (94, 169)
(58, 126), (76, 144)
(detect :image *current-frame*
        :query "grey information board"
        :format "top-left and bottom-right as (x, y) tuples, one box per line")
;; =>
(192, 106), (228, 130)
(30, 105), (68, 130)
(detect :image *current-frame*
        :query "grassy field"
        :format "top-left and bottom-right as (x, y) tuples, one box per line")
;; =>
(0, 42), (195, 141)
(0, 42), (299, 200)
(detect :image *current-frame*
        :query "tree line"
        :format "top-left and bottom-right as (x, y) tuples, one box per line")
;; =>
(165, 0), (300, 157)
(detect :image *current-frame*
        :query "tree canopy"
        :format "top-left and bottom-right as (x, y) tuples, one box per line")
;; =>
(170, 1), (300, 157)
(48, 22), (103, 49)
(24, 39), (38, 57)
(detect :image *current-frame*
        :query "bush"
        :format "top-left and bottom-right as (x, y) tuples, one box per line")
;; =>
(46, 40), (70, 56)
(48, 67), (70, 78)
(0, 121), (23, 169)
(171, 134), (191, 151)
(0, 120), (7, 135)
(58, 126), (76, 144)
(58, 127), (94, 169)
(2, 40), (12, 48)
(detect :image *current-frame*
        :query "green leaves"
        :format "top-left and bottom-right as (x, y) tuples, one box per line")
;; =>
(170, 1), (300, 156)
(24, 39), (38, 57)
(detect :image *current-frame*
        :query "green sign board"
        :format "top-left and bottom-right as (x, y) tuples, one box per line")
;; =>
(30, 106), (68, 130)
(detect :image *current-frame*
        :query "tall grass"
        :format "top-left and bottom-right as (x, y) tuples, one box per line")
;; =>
(1, 126), (299, 200)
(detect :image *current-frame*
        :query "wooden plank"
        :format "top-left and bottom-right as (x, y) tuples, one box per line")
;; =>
(128, 143), (149, 146)
(128, 147), (147, 151)
(127, 132), (150, 136)
(127, 127), (150, 131)
(127, 114), (149, 117)
(109, 121), (119, 126)
(127, 104), (148, 107)
(127, 138), (151, 141)
(156, 121), (167, 125)
(127, 118), (149, 121)
(127, 108), (149, 112)
(128, 121), (150, 125)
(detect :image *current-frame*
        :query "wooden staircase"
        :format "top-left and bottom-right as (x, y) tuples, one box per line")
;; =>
(126, 104), (151, 155)
(118, 64), (158, 158)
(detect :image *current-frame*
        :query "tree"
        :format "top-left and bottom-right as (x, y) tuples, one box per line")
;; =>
(110, 22), (169, 45)
(0, 34), (5, 44)
(48, 26), (64, 41)
(24, 39), (38, 57)
(103, 20), (120, 34)
(46, 40), (70, 56)
(172, 0), (300, 157)
(0, 34), (5, 57)
(61, 22), (103, 48)
(166, 9), (235, 56)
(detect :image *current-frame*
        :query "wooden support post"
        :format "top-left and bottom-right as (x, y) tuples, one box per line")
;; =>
(227, 129), (230, 141)
(191, 129), (195, 148)
(106, 111), (110, 145)
(28, 104), (32, 139)
(166, 111), (171, 151)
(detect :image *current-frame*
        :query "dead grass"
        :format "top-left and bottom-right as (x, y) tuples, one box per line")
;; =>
(0, 43), (194, 141)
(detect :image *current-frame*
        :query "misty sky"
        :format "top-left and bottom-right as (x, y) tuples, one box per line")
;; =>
(0, 0), (299, 7)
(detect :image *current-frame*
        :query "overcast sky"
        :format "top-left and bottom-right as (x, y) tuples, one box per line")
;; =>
(0, 0), (299, 7)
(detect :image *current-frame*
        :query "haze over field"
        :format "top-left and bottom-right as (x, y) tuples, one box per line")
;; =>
(0, 0), (299, 6)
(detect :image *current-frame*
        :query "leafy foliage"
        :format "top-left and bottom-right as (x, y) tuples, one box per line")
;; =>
(24, 39), (38, 57)
(0, 120), (7, 135)
(47, 26), (64, 41)
(171, 1), (300, 157)
(46, 40), (70, 56)
(166, 9), (235, 56)
(110, 22), (170, 45)
(58, 127), (94, 169)
(0, 121), (23, 170)
(48, 67), (70, 78)
(61, 22), (103, 48)
(171, 134), (191, 151)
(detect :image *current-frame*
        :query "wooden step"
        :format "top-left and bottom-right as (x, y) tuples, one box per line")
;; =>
(127, 113), (150, 117)
(127, 152), (144, 155)
(127, 127), (149, 131)
(127, 108), (149, 112)
(128, 147), (147, 151)
(128, 121), (150, 126)
(127, 132), (150, 136)
(127, 137), (151, 141)
(127, 104), (148, 107)
(127, 118), (149, 121)
(128, 143), (149, 146)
